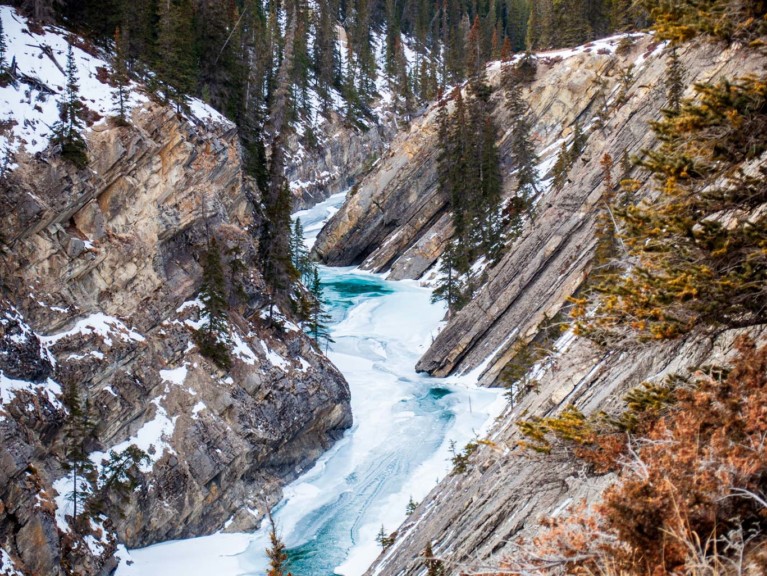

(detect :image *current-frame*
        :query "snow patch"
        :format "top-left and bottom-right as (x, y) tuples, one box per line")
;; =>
(259, 341), (289, 371)
(89, 396), (177, 474)
(159, 365), (187, 387)
(40, 313), (144, 347)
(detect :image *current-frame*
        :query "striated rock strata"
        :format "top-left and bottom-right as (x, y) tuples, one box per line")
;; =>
(0, 101), (351, 575)
(312, 34), (767, 576)
(314, 36), (765, 384)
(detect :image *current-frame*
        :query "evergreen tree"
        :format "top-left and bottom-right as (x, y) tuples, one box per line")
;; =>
(506, 79), (539, 202)
(314, 0), (340, 111)
(266, 512), (293, 576)
(111, 26), (130, 125)
(61, 381), (96, 530)
(664, 43), (685, 114)
(308, 267), (333, 348)
(406, 495), (418, 515)
(431, 241), (462, 313)
(465, 15), (483, 80)
(525, 0), (541, 51)
(20, 0), (59, 23)
(641, 0), (766, 43)
(551, 140), (570, 190)
(195, 238), (232, 370)
(570, 120), (587, 159)
(576, 75), (767, 343)
(88, 445), (149, 518)
(50, 43), (88, 168)
(290, 218), (311, 281)
(154, 0), (196, 113)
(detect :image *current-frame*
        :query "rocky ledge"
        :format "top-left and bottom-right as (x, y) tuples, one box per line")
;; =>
(0, 99), (351, 575)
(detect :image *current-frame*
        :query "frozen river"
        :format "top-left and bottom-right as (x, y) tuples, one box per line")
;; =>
(117, 193), (505, 576)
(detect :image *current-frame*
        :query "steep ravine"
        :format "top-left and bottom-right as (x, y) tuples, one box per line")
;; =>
(310, 35), (767, 576)
(0, 24), (352, 573)
(314, 36), (766, 384)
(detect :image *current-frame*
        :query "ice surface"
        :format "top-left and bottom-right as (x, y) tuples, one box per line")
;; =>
(118, 191), (505, 576)
(115, 533), (254, 576)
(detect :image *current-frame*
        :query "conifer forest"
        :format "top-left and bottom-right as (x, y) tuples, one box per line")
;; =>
(0, 0), (765, 575)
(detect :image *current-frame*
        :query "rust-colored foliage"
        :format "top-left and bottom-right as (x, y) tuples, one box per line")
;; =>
(506, 337), (767, 575)
(600, 337), (767, 573)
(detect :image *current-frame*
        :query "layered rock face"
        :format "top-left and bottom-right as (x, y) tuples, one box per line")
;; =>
(314, 36), (765, 384)
(286, 109), (399, 210)
(0, 102), (351, 574)
(367, 324), (766, 575)
(312, 35), (767, 575)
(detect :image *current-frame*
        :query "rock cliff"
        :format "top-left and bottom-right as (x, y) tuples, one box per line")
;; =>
(311, 32), (767, 575)
(0, 14), (351, 573)
(314, 35), (765, 384)
(285, 110), (398, 211)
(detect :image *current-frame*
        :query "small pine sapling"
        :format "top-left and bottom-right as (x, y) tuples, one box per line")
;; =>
(111, 27), (130, 125)
(50, 43), (88, 167)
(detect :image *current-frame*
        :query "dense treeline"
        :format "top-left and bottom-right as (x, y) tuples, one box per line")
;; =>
(12, 0), (648, 125)
(7, 0), (647, 323)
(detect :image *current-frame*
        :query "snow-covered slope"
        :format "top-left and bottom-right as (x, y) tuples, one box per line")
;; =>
(0, 6), (228, 168)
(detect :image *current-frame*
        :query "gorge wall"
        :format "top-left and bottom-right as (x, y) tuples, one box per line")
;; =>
(314, 35), (766, 385)
(0, 10), (351, 573)
(312, 33), (767, 575)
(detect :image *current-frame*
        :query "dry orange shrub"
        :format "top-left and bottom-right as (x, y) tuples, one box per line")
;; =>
(496, 337), (767, 575)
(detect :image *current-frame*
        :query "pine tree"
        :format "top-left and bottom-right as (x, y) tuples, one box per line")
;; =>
(61, 381), (96, 530)
(465, 15), (482, 80)
(571, 120), (587, 159)
(551, 139), (570, 190)
(50, 43), (88, 168)
(314, 0), (339, 112)
(266, 512), (293, 576)
(88, 445), (149, 518)
(375, 525), (395, 548)
(431, 241), (461, 313)
(506, 79), (539, 202)
(290, 219), (311, 281)
(154, 0), (196, 113)
(21, 0), (59, 23)
(308, 267), (333, 349)
(111, 27), (130, 125)
(525, 0), (540, 51)
(576, 75), (767, 343)
(664, 44), (685, 114)
(195, 238), (232, 370)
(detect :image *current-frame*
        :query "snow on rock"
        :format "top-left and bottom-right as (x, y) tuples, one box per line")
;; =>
(259, 341), (289, 371)
(191, 401), (206, 417)
(0, 5), (230, 169)
(0, 372), (62, 409)
(1, 305), (57, 366)
(159, 365), (188, 387)
(88, 396), (177, 474)
(230, 330), (257, 365)
(0, 547), (24, 576)
(52, 475), (75, 533)
(40, 312), (145, 347)
(296, 357), (311, 373)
